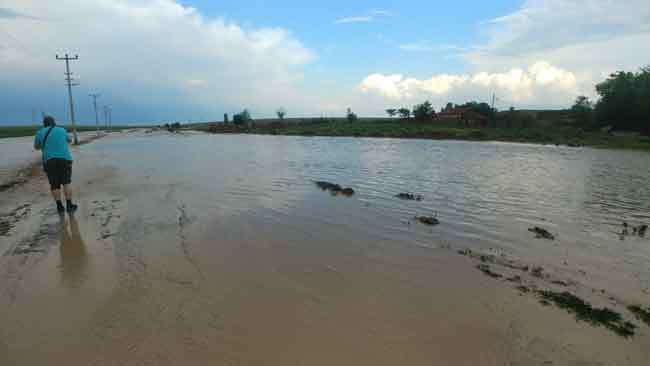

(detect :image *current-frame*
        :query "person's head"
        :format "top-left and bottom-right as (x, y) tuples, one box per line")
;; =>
(43, 115), (56, 127)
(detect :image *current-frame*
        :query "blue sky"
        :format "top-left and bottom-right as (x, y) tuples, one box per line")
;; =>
(1, 0), (649, 125)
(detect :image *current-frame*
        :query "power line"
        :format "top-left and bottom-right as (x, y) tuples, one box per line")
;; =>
(56, 53), (80, 144)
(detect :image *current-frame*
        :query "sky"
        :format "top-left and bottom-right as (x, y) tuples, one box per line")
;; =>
(1, 0), (649, 125)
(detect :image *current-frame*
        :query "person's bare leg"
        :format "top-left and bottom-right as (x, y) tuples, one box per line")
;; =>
(63, 184), (73, 200)
(51, 188), (61, 201)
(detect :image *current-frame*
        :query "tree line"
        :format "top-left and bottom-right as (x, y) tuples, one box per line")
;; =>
(385, 101), (495, 121)
(573, 65), (650, 134)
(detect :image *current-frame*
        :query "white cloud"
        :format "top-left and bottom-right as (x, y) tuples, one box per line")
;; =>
(334, 16), (373, 24)
(358, 61), (578, 108)
(0, 0), (316, 122)
(364, 0), (650, 111)
(464, 0), (650, 98)
(334, 9), (392, 24)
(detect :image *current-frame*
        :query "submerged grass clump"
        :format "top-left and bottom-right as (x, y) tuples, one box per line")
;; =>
(537, 290), (636, 338)
(627, 305), (650, 326)
(476, 264), (502, 279)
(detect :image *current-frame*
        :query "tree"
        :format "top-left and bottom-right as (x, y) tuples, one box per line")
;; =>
(444, 102), (454, 112)
(233, 109), (252, 126)
(346, 108), (358, 123)
(398, 108), (411, 119)
(594, 66), (650, 133)
(570, 96), (594, 127)
(412, 101), (435, 120)
(386, 108), (397, 118)
(276, 107), (286, 121)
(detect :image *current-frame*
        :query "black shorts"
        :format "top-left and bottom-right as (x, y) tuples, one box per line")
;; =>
(44, 158), (72, 190)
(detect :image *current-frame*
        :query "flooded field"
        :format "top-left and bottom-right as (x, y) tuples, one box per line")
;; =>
(1, 131), (649, 365)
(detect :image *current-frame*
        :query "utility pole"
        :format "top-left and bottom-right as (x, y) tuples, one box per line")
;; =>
(108, 107), (112, 131)
(56, 53), (80, 144)
(103, 106), (110, 132)
(89, 93), (101, 135)
(491, 92), (496, 111)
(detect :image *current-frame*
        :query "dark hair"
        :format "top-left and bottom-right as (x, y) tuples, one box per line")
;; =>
(43, 115), (55, 127)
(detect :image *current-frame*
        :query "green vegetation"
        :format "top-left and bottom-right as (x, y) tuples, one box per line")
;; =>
(346, 108), (358, 123)
(198, 66), (650, 149)
(628, 305), (650, 326)
(233, 109), (252, 126)
(0, 125), (138, 139)
(412, 101), (435, 120)
(198, 118), (650, 150)
(276, 107), (286, 121)
(537, 290), (636, 338)
(476, 264), (503, 279)
(595, 66), (650, 133)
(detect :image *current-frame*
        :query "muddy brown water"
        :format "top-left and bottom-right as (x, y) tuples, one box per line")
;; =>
(1, 131), (649, 365)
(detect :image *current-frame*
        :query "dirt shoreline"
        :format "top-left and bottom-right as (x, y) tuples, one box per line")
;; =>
(1, 131), (649, 365)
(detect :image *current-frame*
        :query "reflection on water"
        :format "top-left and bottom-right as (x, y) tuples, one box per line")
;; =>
(59, 214), (88, 288)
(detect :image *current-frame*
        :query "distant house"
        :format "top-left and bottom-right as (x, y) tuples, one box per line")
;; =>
(436, 106), (488, 127)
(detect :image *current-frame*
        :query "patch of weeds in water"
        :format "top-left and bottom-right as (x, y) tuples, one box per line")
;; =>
(627, 305), (650, 326)
(507, 275), (522, 283)
(314, 181), (355, 196)
(537, 290), (636, 338)
(550, 280), (569, 287)
(457, 249), (471, 256)
(531, 266), (544, 278)
(479, 254), (495, 263)
(476, 264), (502, 279)
(516, 285), (531, 293)
(415, 216), (439, 226)
(395, 193), (423, 201)
(528, 226), (555, 240)
(0, 219), (12, 236)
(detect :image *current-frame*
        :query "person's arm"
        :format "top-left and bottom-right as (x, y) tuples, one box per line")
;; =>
(34, 132), (42, 150)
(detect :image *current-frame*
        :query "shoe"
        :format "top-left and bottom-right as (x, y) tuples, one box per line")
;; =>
(66, 203), (78, 214)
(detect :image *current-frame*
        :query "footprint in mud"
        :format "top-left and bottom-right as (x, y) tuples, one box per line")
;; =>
(89, 197), (126, 241)
(0, 204), (32, 237)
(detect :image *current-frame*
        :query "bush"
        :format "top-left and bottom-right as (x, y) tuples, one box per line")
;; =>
(233, 109), (252, 126)
(346, 108), (358, 123)
(412, 101), (435, 120)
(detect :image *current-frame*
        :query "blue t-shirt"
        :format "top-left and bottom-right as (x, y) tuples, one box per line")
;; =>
(34, 126), (73, 162)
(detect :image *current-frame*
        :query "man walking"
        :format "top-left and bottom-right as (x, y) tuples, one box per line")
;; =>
(34, 116), (78, 214)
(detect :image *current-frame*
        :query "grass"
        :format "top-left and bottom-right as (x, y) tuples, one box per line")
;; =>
(627, 305), (650, 326)
(476, 264), (503, 279)
(537, 290), (636, 338)
(193, 119), (650, 150)
(0, 125), (142, 139)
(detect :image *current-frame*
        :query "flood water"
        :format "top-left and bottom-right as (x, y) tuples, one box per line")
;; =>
(86, 132), (650, 297)
(2, 131), (650, 365)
